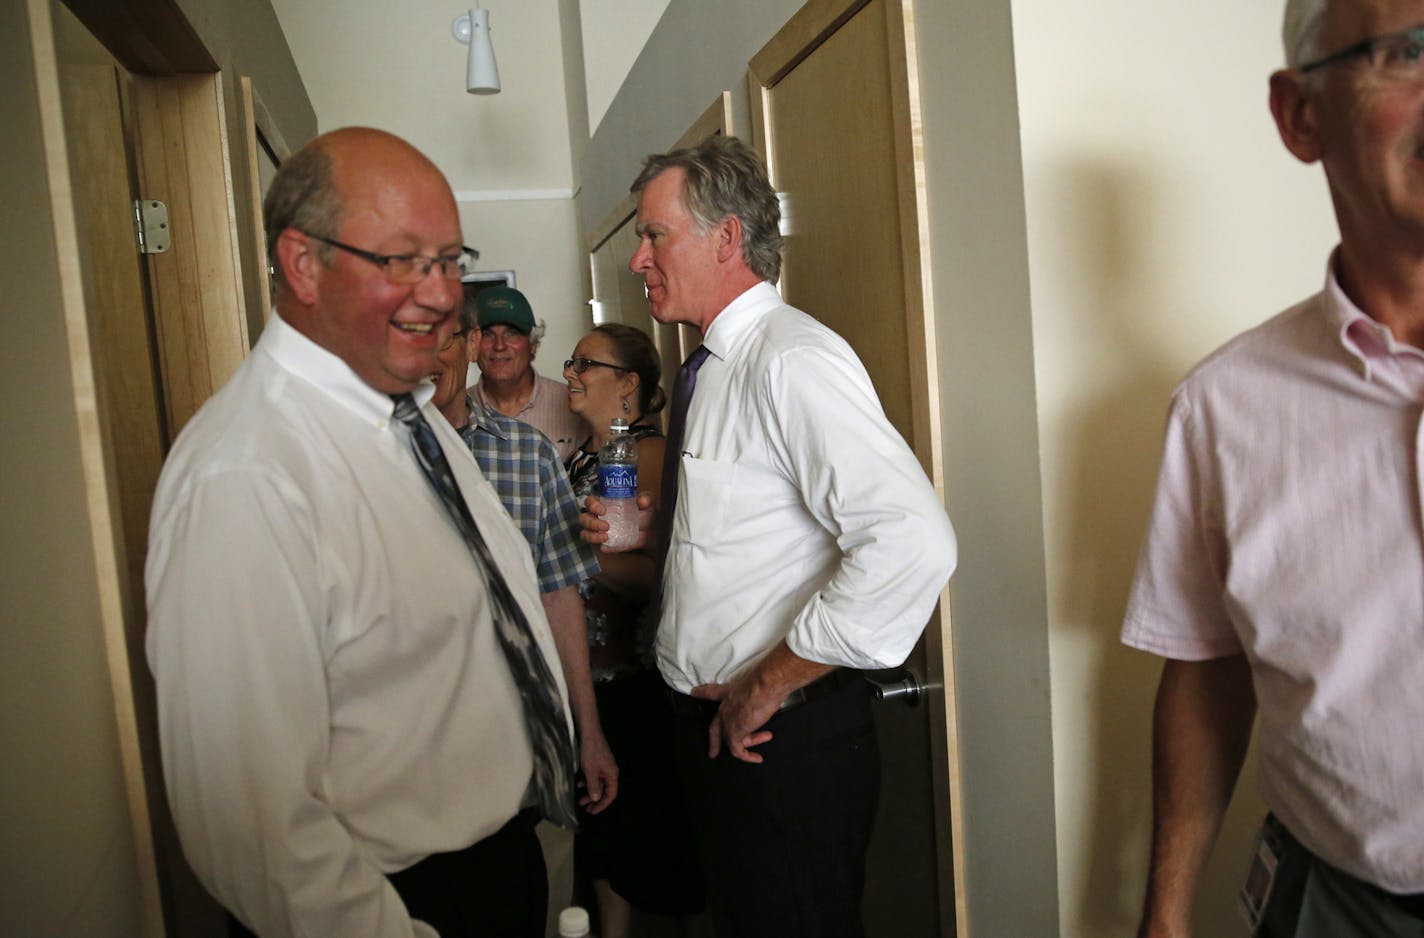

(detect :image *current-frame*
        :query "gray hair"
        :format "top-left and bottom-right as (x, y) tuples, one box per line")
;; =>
(1283, 0), (1329, 68)
(262, 141), (343, 296)
(631, 134), (783, 283)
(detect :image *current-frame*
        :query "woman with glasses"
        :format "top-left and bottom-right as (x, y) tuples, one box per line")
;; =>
(562, 324), (704, 938)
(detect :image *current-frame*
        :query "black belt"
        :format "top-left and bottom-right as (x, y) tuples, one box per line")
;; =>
(1266, 814), (1424, 920)
(668, 667), (862, 718)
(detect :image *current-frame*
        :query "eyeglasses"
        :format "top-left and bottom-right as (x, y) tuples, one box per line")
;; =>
(564, 356), (628, 374)
(300, 231), (480, 283)
(439, 329), (467, 351)
(1299, 25), (1424, 79)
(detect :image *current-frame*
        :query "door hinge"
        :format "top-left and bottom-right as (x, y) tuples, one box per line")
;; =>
(133, 199), (171, 255)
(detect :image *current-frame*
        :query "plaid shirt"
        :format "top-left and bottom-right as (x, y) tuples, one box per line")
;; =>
(459, 396), (599, 593)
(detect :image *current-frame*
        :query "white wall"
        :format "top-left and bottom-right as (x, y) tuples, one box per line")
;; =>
(1011, 2), (1338, 935)
(579, 0), (670, 133)
(458, 196), (593, 378)
(273, 0), (576, 189)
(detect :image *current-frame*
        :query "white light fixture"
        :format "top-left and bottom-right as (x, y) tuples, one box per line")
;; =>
(452, 6), (500, 95)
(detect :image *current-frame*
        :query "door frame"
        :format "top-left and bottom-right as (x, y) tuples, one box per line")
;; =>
(29, 0), (252, 933)
(747, 2), (966, 935)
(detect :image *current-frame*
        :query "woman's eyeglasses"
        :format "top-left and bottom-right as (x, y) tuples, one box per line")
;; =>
(564, 356), (628, 374)
(439, 330), (467, 351)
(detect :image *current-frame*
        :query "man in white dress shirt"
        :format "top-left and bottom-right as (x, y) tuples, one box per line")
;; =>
(145, 127), (570, 937)
(586, 135), (956, 937)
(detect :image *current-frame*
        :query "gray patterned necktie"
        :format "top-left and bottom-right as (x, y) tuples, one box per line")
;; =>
(391, 393), (578, 830)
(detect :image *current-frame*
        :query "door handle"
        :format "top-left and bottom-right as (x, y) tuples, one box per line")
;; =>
(864, 668), (933, 707)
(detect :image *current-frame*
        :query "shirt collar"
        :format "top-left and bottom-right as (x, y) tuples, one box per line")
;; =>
(1320, 258), (1424, 385)
(701, 281), (782, 363)
(475, 368), (545, 415)
(259, 310), (435, 424)
(464, 394), (511, 440)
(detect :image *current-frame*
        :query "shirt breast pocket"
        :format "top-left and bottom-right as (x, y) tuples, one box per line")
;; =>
(676, 455), (738, 549)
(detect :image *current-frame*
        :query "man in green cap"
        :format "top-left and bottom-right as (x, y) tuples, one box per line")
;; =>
(470, 285), (584, 461)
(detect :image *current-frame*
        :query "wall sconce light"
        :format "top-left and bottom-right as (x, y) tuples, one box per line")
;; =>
(452, 6), (500, 95)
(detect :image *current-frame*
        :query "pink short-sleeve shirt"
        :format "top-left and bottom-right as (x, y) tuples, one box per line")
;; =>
(1123, 260), (1424, 893)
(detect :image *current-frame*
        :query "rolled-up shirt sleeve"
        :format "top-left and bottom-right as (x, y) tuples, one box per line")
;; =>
(765, 345), (957, 670)
(145, 467), (431, 938)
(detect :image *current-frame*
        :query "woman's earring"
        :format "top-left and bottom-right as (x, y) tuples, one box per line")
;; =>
(622, 398), (631, 414)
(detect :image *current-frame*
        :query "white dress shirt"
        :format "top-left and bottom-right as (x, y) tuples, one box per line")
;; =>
(145, 312), (571, 937)
(656, 281), (957, 693)
(1124, 259), (1424, 892)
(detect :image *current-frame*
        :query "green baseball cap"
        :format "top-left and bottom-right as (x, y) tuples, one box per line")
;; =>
(474, 286), (535, 333)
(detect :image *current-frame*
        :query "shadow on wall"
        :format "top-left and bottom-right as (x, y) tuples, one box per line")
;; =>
(1049, 158), (1264, 937)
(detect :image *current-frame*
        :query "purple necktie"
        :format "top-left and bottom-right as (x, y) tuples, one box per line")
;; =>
(657, 344), (711, 560)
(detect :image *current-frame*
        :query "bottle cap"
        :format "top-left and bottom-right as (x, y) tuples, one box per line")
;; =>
(609, 417), (629, 432)
(558, 905), (591, 937)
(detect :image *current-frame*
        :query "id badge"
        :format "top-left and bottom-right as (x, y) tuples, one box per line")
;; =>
(1238, 825), (1280, 932)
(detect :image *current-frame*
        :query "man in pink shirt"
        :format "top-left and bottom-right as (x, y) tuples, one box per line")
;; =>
(1126, 2), (1424, 936)
(470, 285), (585, 461)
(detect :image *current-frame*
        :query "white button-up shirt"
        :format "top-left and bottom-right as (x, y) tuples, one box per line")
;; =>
(656, 282), (957, 692)
(1123, 261), (1424, 892)
(146, 312), (569, 937)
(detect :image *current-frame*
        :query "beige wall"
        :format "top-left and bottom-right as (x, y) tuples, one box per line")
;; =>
(580, 0), (671, 132)
(458, 196), (594, 382)
(912, 0), (1060, 931)
(274, 0), (577, 190)
(1012, 2), (1338, 935)
(1, 3), (144, 934)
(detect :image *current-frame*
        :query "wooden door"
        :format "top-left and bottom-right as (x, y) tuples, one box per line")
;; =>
(45, 1), (241, 932)
(750, 1), (962, 935)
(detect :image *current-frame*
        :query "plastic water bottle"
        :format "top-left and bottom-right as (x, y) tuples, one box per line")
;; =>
(599, 418), (639, 549)
(557, 905), (592, 937)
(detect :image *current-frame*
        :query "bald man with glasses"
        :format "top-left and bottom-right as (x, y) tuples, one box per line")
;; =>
(147, 128), (571, 938)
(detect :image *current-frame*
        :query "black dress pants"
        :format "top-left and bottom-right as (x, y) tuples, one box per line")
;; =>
(227, 807), (546, 937)
(674, 677), (880, 938)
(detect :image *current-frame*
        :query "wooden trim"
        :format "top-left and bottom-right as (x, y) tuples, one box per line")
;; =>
(132, 71), (250, 437)
(240, 76), (272, 323)
(673, 89), (734, 149)
(27, 1), (166, 934)
(747, 0), (871, 88)
(747, 1), (965, 934)
(886, 3), (967, 932)
(245, 78), (291, 161)
(59, 0), (216, 75)
(585, 193), (637, 255)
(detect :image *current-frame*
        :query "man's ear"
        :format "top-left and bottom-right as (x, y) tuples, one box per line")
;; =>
(714, 214), (745, 265)
(464, 327), (480, 365)
(275, 228), (324, 306)
(1270, 69), (1324, 164)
